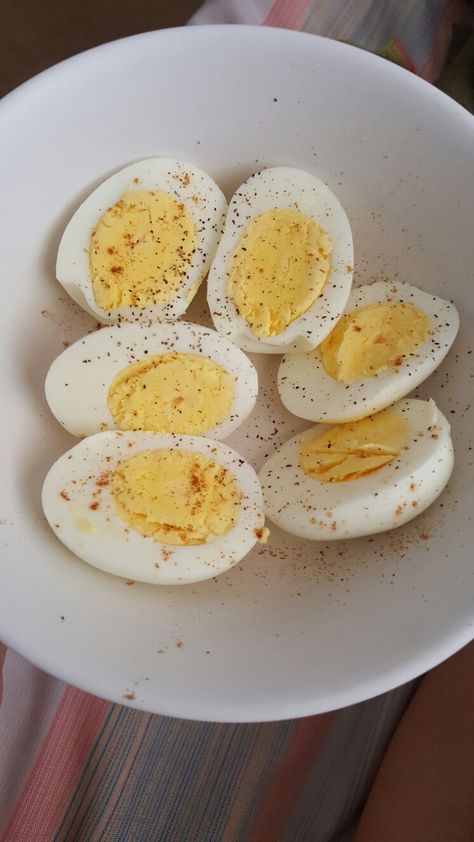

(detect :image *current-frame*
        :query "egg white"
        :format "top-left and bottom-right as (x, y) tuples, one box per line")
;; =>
(259, 399), (453, 541)
(207, 167), (353, 354)
(56, 158), (228, 324)
(42, 432), (266, 585)
(278, 281), (459, 423)
(45, 321), (258, 439)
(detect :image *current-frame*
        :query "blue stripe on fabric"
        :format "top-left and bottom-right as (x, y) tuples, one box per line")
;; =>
(112, 718), (217, 842)
(86, 712), (177, 842)
(92, 715), (155, 842)
(53, 702), (118, 842)
(61, 712), (295, 842)
(184, 724), (265, 841)
(66, 706), (133, 840)
(162, 724), (239, 840)
(138, 721), (219, 841)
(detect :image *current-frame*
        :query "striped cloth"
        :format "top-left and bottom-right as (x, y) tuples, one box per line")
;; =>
(1, 3), (471, 840)
(190, 0), (474, 81)
(0, 648), (415, 841)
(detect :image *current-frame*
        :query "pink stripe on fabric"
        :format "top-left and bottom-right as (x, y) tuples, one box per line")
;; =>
(1, 686), (110, 842)
(264, 0), (311, 29)
(248, 713), (334, 841)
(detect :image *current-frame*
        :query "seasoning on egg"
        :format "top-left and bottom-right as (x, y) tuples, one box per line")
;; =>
(208, 166), (352, 354)
(227, 209), (332, 337)
(277, 280), (459, 424)
(89, 190), (197, 310)
(57, 158), (228, 325)
(42, 431), (267, 585)
(110, 450), (241, 545)
(319, 301), (431, 381)
(258, 398), (454, 542)
(44, 321), (258, 441)
(107, 352), (235, 435)
(299, 410), (409, 482)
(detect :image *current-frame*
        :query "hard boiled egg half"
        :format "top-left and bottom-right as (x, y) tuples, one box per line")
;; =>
(207, 167), (353, 354)
(259, 399), (453, 541)
(42, 432), (268, 585)
(278, 281), (459, 423)
(57, 158), (227, 324)
(45, 322), (258, 440)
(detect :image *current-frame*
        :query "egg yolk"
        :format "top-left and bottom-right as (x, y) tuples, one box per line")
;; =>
(319, 301), (431, 381)
(107, 353), (234, 435)
(300, 410), (409, 482)
(110, 450), (241, 545)
(89, 190), (196, 310)
(227, 209), (332, 337)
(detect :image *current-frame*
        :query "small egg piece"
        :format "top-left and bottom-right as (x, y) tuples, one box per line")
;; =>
(278, 281), (459, 423)
(259, 399), (453, 541)
(45, 321), (258, 440)
(207, 167), (353, 354)
(56, 158), (228, 324)
(42, 432), (268, 585)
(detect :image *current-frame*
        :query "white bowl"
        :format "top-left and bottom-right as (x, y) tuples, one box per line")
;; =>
(0, 25), (472, 722)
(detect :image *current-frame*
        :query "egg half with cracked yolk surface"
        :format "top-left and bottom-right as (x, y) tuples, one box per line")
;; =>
(45, 321), (258, 440)
(56, 158), (227, 324)
(259, 399), (453, 541)
(42, 432), (268, 585)
(207, 167), (353, 354)
(278, 281), (459, 423)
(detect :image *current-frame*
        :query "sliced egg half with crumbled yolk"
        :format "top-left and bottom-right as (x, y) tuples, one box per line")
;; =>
(45, 321), (258, 440)
(42, 432), (268, 585)
(259, 399), (453, 541)
(278, 280), (459, 423)
(207, 167), (353, 354)
(56, 158), (227, 324)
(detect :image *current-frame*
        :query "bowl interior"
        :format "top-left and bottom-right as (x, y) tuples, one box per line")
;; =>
(0, 25), (473, 721)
